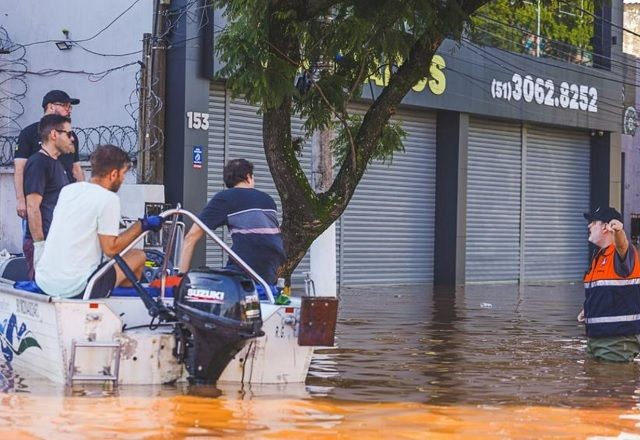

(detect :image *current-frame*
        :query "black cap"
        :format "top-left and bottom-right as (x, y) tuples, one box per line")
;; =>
(42, 90), (80, 109)
(583, 206), (623, 223)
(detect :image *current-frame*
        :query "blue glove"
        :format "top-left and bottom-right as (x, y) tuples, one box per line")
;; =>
(139, 215), (164, 232)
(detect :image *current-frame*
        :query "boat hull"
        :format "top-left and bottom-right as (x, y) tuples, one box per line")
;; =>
(0, 281), (315, 385)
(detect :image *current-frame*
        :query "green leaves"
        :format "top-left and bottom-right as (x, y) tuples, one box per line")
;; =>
(214, 0), (465, 154)
(470, 0), (594, 58)
(331, 114), (406, 166)
(213, 1), (492, 275)
(215, 0), (292, 108)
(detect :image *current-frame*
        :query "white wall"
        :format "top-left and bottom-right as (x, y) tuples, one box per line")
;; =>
(0, 168), (22, 253)
(1, 0), (152, 133)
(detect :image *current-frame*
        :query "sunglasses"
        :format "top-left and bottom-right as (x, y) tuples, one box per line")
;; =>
(54, 129), (74, 139)
(52, 102), (72, 109)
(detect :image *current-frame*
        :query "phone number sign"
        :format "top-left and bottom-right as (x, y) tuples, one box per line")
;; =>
(491, 73), (598, 113)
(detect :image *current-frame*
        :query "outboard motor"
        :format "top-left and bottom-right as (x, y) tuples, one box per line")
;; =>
(173, 268), (263, 384)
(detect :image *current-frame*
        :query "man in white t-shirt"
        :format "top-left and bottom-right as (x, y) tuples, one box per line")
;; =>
(35, 144), (164, 298)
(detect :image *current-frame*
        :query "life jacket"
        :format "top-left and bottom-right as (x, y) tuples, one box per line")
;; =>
(583, 244), (640, 338)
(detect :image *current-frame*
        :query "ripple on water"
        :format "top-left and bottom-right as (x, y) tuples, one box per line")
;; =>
(308, 283), (640, 408)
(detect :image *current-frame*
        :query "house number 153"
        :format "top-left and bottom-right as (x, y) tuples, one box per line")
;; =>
(186, 112), (210, 130)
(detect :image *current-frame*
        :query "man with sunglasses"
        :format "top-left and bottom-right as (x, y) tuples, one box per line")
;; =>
(14, 90), (84, 220)
(22, 114), (76, 280)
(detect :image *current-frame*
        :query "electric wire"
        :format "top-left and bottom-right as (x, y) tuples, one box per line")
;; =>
(0, 0), (215, 167)
(558, 0), (640, 40)
(0, 26), (27, 136)
(8, 0), (145, 53)
(4, 0), (638, 167)
(75, 41), (143, 58)
(473, 13), (640, 72)
(450, 40), (627, 120)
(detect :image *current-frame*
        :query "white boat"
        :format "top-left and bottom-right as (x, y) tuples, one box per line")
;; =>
(0, 208), (338, 386)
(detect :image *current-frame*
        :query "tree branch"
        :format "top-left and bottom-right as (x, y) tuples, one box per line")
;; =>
(328, 31), (442, 210)
(461, 0), (492, 15)
(295, 0), (341, 19)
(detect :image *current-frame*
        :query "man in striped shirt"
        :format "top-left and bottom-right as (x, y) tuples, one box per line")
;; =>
(179, 159), (286, 286)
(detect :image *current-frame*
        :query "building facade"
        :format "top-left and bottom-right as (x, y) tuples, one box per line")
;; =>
(0, 1), (151, 253)
(164, 1), (628, 287)
(0, 1), (630, 287)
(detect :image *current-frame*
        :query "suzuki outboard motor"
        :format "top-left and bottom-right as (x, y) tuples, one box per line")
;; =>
(173, 268), (263, 384)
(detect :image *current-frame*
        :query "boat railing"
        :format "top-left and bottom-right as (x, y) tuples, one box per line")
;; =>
(83, 208), (276, 304)
(0, 278), (53, 303)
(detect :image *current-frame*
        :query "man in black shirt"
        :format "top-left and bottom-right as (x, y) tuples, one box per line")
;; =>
(14, 90), (83, 219)
(23, 114), (75, 280)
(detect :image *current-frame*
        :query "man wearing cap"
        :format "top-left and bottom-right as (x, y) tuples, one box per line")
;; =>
(13, 90), (84, 220)
(580, 206), (640, 362)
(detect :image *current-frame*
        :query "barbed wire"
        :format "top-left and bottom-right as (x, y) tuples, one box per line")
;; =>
(0, 26), (28, 137)
(126, 47), (164, 182)
(74, 125), (138, 160)
(0, 124), (138, 166)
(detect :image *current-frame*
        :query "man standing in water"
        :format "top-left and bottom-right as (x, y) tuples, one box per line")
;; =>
(581, 206), (640, 362)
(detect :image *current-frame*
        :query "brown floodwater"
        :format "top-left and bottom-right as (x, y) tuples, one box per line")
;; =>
(2, 284), (640, 439)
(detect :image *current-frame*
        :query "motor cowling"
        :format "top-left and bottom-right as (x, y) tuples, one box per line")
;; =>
(173, 268), (263, 383)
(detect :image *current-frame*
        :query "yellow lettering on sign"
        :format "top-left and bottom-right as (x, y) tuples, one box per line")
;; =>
(369, 56), (446, 95)
(427, 55), (446, 95)
(371, 63), (390, 87)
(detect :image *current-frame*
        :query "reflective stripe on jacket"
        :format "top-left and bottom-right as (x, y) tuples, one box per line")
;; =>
(583, 244), (640, 338)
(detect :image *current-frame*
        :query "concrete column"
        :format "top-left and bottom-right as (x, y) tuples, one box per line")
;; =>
(310, 227), (336, 297)
(164, 0), (212, 268)
(609, 132), (622, 210)
(309, 129), (337, 297)
(590, 131), (621, 211)
(434, 111), (468, 286)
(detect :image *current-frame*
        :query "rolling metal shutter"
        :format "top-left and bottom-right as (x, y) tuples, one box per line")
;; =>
(338, 106), (437, 286)
(523, 125), (590, 281)
(205, 84), (227, 268)
(466, 118), (523, 283)
(206, 83), (312, 284)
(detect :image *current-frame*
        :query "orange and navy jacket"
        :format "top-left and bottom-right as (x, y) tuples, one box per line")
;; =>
(583, 244), (640, 338)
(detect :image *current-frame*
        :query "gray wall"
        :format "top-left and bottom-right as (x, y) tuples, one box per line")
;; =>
(0, 0), (152, 134)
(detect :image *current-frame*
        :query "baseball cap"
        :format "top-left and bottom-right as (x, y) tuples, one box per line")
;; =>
(42, 90), (80, 108)
(583, 206), (622, 223)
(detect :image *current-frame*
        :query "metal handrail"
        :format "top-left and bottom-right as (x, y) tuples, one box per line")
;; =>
(160, 203), (181, 299)
(83, 231), (149, 300)
(82, 208), (276, 304)
(161, 208), (276, 303)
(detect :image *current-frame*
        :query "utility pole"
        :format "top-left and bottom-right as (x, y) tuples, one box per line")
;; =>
(536, 0), (541, 57)
(137, 33), (151, 183)
(148, 0), (169, 184)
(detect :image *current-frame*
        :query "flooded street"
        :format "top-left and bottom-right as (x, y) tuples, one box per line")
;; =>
(3, 284), (640, 439)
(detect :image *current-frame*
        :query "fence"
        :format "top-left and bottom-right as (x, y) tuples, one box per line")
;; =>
(0, 125), (137, 166)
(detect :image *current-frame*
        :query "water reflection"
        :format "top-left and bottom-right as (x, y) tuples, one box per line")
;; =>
(309, 283), (640, 408)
